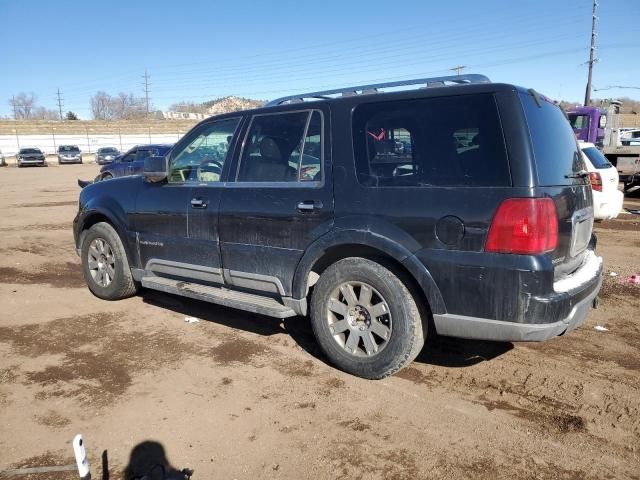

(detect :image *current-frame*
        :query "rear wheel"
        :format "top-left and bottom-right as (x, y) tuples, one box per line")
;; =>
(81, 222), (138, 300)
(310, 257), (425, 379)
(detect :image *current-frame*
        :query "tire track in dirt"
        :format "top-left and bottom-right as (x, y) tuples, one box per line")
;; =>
(0, 262), (85, 288)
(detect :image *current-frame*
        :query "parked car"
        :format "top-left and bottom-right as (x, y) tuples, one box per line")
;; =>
(580, 142), (624, 221)
(0, 149), (6, 167)
(98, 144), (173, 180)
(74, 75), (602, 379)
(95, 147), (120, 165)
(57, 145), (83, 164)
(17, 147), (46, 167)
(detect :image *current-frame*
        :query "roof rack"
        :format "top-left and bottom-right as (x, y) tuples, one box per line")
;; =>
(265, 74), (490, 107)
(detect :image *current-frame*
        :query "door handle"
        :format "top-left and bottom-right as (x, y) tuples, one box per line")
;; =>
(190, 198), (208, 209)
(297, 200), (322, 212)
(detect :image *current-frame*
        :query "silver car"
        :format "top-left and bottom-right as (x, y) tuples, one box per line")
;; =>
(57, 145), (83, 164)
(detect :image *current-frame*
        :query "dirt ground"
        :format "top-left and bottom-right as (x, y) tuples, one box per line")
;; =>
(0, 163), (638, 480)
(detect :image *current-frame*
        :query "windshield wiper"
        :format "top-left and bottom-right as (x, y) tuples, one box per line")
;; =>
(565, 170), (589, 179)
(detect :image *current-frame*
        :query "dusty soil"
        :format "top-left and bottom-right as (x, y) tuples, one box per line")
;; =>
(0, 163), (639, 479)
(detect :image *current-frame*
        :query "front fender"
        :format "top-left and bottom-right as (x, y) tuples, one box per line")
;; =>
(291, 228), (446, 314)
(74, 177), (141, 265)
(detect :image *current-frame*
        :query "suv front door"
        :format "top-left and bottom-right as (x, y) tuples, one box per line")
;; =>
(218, 108), (333, 297)
(135, 117), (242, 284)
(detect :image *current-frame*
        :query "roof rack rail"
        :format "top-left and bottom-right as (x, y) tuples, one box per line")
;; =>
(266, 74), (490, 107)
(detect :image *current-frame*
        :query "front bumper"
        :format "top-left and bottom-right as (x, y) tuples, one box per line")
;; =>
(59, 156), (82, 163)
(433, 251), (603, 342)
(19, 159), (46, 165)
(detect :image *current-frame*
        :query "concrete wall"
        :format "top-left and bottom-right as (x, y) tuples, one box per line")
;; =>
(0, 133), (184, 156)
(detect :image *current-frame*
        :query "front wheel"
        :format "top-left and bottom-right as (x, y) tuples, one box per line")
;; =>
(81, 222), (139, 300)
(310, 257), (425, 379)
(102, 173), (113, 180)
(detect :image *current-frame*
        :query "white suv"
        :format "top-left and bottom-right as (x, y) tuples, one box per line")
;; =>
(580, 142), (624, 220)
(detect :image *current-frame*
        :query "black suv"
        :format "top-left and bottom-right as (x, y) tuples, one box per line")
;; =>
(73, 75), (603, 379)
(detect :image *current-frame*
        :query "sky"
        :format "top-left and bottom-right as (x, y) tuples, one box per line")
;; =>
(1, 0), (639, 119)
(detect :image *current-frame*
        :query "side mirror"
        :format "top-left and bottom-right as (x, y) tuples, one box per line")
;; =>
(143, 155), (168, 182)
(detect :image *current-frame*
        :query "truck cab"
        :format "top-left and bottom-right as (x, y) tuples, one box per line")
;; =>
(567, 106), (607, 146)
(567, 102), (640, 192)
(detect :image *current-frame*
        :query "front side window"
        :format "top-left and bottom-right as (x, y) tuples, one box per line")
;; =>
(237, 110), (322, 183)
(121, 152), (136, 162)
(568, 114), (590, 130)
(169, 117), (241, 183)
(136, 149), (151, 162)
(353, 94), (510, 187)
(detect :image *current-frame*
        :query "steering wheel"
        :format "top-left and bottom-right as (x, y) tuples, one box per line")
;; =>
(196, 159), (223, 181)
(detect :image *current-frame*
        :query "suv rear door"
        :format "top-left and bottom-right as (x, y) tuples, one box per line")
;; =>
(218, 108), (333, 297)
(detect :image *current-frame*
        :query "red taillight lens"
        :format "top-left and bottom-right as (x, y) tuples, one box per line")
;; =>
(588, 172), (602, 192)
(486, 198), (558, 254)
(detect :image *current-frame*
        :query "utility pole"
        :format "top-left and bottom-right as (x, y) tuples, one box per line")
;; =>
(450, 65), (466, 76)
(56, 88), (64, 121)
(10, 96), (17, 120)
(142, 69), (150, 117)
(584, 0), (598, 106)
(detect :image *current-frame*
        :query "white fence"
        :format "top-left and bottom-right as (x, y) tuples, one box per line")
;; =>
(0, 132), (185, 156)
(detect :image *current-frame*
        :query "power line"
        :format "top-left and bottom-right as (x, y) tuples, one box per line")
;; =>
(450, 66), (466, 76)
(584, 0), (598, 106)
(56, 88), (64, 121)
(594, 85), (640, 92)
(59, 11), (592, 98)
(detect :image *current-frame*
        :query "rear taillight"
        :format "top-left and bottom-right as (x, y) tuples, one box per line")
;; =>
(486, 198), (558, 254)
(588, 172), (602, 192)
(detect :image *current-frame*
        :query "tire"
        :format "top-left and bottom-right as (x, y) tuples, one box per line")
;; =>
(80, 222), (139, 300)
(310, 257), (425, 379)
(102, 173), (113, 180)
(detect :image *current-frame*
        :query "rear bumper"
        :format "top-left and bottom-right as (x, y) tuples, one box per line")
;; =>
(432, 251), (603, 342)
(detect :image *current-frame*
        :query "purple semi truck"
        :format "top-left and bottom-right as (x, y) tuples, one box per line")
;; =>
(566, 102), (640, 192)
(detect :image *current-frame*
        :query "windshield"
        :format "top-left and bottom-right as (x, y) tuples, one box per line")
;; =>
(60, 146), (80, 152)
(582, 146), (612, 169)
(99, 148), (118, 154)
(520, 92), (585, 186)
(20, 148), (41, 154)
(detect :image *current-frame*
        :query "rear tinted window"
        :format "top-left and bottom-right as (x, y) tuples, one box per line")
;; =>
(582, 146), (612, 169)
(353, 94), (510, 187)
(520, 92), (585, 185)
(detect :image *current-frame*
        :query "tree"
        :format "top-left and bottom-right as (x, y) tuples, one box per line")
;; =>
(8, 92), (37, 119)
(32, 106), (59, 120)
(66, 111), (79, 120)
(90, 91), (147, 120)
(90, 91), (112, 120)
